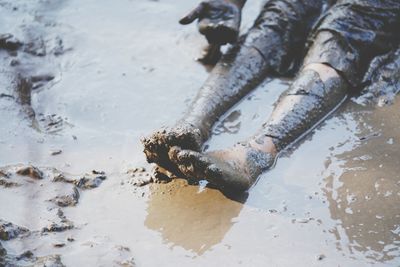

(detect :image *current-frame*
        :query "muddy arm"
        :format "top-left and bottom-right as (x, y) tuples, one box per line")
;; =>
(180, 0), (246, 64)
(180, 0), (246, 45)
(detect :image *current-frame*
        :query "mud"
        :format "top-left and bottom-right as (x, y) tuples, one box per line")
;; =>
(1, 0), (400, 266)
(0, 164), (109, 265)
(3, 251), (66, 267)
(127, 167), (153, 187)
(306, 0), (400, 87)
(0, 220), (29, 241)
(142, 123), (203, 173)
(262, 69), (348, 150)
(49, 187), (80, 207)
(358, 48), (400, 106)
(16, 165), (44, 180)
(142, 0), (325, 174)
(179, 0), (246, 64)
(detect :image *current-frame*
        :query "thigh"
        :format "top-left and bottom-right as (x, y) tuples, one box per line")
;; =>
(304, 0), (400, 87)
(243, 0), (323, 75)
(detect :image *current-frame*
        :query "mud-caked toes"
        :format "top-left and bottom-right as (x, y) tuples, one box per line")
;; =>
(168, 146), (198, 163)
(169, 147), (205, 178)
(167, 146), (181, 163)
(141, 128), (169, 164)
(141, 123), (204, 172)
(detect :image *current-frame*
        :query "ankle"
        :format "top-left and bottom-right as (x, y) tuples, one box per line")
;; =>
(240, 143), (276, 179)
(177, 119), (209, 141)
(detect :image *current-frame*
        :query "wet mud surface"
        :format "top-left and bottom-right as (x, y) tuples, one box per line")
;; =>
(0, 0), (399, 266)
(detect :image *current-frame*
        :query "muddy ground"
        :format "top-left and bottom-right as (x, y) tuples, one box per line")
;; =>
(0, 0), (399, 266)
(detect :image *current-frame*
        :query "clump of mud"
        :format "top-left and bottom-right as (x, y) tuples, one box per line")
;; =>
(0, 170), (19, 188)
(0, 220), (29, 241)
(52, 169), (107, 190)
(0, 217), (67, 266)
(16, 165), (43, 180)
(42, 209), (74, 234)
(49, 187), (79, 208)
(126, 166), (173, 187)
(0, 164), (108, 266)
(1, 248), (65, 267)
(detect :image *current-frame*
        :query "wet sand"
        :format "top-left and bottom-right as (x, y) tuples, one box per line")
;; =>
(0, 0), (399, 266)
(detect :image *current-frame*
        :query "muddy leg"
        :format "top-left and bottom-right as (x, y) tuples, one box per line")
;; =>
(142, 0), (323, 172)
(141, 42), (266, 173)
(170, 32), (349, 192)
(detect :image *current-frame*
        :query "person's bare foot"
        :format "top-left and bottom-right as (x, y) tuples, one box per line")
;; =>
(141, 123), (204, 172)
(168, 143), (276, 192)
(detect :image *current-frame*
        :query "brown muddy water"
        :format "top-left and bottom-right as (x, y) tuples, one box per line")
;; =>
(0, 0), (399, 266)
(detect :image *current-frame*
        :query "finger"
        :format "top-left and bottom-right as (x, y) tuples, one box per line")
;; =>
(179, 3), (204, 25)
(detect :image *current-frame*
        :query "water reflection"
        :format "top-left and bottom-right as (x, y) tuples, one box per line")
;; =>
(324, 100), (400, 263)
(144, 82), (400, 263)
(212, 110), (242, 135)
(145, 179), (244, 255)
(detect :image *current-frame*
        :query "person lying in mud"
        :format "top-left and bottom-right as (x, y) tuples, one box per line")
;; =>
(142, 0), (400, 193)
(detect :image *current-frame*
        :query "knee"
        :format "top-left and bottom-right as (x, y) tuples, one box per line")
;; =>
(303, 63), (339, 82)
(302, 31), (346, 82)
(287, 63), (341, 97)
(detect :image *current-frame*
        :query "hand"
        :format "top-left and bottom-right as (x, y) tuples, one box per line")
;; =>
(179, 0), (242, 45)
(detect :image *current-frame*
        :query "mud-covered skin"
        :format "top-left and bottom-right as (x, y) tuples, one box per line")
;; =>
(142, 0), (397, 188)
(259, 69), (348, 151)
(142, 123), (204, 173)
(180, 0), (245, 64)
(169, 144), (275, 192)
(169, 68), (348, 191)
(180, 0), (245, 45)
(305, 0), (400, 87)
(247, 0), (323, 74)
(142, 44), (267, 172)
(183, 0), (324, 66)
(142, 40), (266, 172)
(198, 43), (223, 65)
(143, 0), (323, 172)
(183, 0), (325, 131)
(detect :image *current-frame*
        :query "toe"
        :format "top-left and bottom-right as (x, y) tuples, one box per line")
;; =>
(168, 146), (182, 163)
(169, 148), (211, 179)
(141, 133), (159, 151)
(180, 152), (215, 179)
(177, 162), (196, 179)
(140, 136), (152, 148)
(175, 149), (201, 164)
(168, 147), (196, 178)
